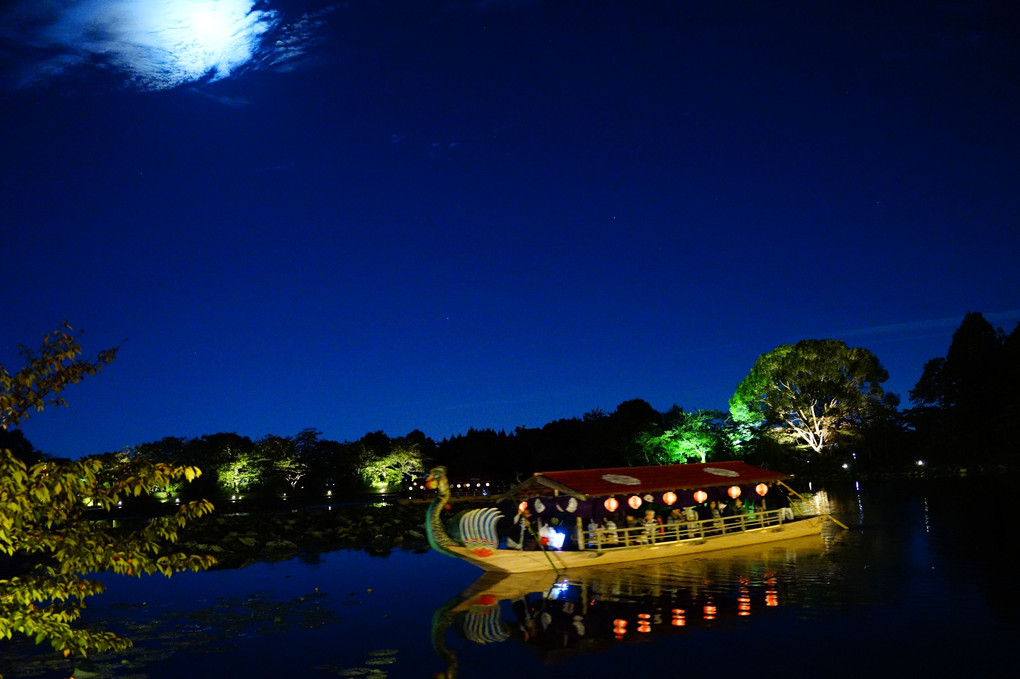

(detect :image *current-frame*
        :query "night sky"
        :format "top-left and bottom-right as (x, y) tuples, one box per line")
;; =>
(2, 1), (1018, 459)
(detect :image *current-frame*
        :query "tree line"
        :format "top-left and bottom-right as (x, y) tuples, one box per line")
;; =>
(5, 311), (1016, 506)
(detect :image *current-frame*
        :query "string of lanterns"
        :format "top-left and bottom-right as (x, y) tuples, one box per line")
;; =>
(601, 483), (770, 513)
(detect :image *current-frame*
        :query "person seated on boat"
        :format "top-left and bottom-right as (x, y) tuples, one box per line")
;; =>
(602, 515), (620, 546)
(705, 500), (723, 534)
(586, 518), (603, 548)
(665, 507), (687, 539)
(721, 497), (748, 531)
(641, 509), (663, 543)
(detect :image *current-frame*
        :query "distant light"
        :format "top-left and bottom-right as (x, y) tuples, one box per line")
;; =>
(916, 460), (925, 466)
(841, 463), (849, 470)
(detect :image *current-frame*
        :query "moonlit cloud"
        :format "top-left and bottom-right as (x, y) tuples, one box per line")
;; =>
(2, 0), (328, 91)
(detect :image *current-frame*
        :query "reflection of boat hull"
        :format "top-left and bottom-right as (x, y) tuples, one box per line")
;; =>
(445, 515), (826, 573)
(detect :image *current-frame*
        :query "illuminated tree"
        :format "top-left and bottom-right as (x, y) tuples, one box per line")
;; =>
(256, 434), (308, 491)
(358, 444), (425, 488)
(0, 324), (215, 662)
(635, 409), (734, 464)
(730, 339), (892, 454)
(216, 448), (266, 494)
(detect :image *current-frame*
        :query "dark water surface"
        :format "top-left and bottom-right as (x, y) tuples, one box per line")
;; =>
(4, 476), (1016, 678)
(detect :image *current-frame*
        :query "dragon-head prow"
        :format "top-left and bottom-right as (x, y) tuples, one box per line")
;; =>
(426, 466), (450, 496)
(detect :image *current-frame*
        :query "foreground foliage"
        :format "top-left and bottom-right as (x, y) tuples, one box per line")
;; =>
(0, 323), (215, 665)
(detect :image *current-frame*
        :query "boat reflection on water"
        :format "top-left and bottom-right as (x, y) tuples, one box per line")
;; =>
(432, 534), (832, 677)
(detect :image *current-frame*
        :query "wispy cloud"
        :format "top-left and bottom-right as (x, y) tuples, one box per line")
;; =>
(2, 1), (334, 91)
(833, 310), (1020, 340)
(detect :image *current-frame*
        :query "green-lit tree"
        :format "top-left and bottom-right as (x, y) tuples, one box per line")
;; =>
(255, 434), (308, 492)
(0, 324), (215, 663)
(358, 443), (425, 489)
(635, 408), (735, 464)
(730, 339), (893, 454)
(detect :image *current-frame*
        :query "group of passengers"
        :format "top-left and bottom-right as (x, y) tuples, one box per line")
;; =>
(584, 491), (793, 548)
(509, 487), (794, 550)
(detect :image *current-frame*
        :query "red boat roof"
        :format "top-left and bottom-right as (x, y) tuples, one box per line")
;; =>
(510, 461), (790, 499)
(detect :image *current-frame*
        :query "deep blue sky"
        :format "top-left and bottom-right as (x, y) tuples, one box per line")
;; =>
(2, 0), (1018, 458)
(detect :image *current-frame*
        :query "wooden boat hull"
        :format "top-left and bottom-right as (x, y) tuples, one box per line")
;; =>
(442, 515), (827, 573)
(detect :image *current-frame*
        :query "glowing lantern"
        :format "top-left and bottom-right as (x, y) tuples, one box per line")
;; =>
(671, 608), (686, 627)
(518, 501), (528, 513)
(638, 620), (652, 633)
(693, 489), (708, 504)
(755, 483), (769, 497)
(628, 495), (643, 510)
(728, 485), (741, 499)
(662, 491), (677, 506)
(604, 497), (619, 512)
(613, 618), (628, 639)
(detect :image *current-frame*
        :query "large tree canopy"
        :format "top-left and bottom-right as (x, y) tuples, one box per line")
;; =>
(730, 339), (892, 454)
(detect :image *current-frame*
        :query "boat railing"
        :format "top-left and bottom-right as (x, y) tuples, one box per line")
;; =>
(580, 507), (803, 552)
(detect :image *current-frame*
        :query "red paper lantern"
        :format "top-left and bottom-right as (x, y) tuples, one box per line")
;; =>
(628, 495), (643, 510)
(662, 491), (677, 506)
(755, 483), (769, 497)
(518, 501), (528, 512)
(728, 485), (741, 499)
(604, 497), (619, 512)
(693, 489), (708, 504)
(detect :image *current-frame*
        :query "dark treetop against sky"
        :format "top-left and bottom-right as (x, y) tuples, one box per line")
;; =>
(2, 0), (1018, 458)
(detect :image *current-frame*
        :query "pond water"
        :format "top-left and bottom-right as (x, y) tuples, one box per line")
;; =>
(4, 476), (1017, 678)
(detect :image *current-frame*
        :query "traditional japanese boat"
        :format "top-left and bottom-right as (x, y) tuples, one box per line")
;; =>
(424, 461), (842, 573)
